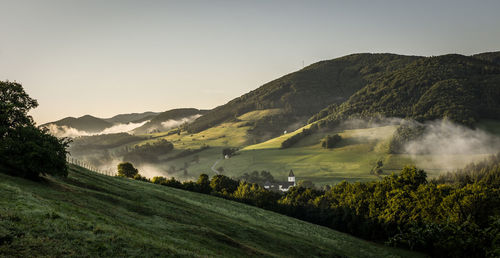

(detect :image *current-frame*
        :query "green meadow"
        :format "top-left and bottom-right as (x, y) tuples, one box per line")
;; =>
(70, 110), (500, 186)
(0, 165), (420, 257)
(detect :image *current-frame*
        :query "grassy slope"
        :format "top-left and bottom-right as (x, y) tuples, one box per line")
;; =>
(70, 112), (500, 185)
(140, 119), (396, 185)
(152, 118), (500, 185)
(0, 165), (420, 257)
(228, 125), (397, 185)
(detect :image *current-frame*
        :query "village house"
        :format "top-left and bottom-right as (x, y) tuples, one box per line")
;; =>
(263, 170), (296, 192)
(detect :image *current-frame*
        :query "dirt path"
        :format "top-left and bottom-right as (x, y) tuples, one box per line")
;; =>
(211, 158), (221, 175)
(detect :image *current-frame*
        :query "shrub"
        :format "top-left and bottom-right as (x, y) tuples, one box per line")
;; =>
(117, 162), (138, 178)
(321, 134), (341, 148)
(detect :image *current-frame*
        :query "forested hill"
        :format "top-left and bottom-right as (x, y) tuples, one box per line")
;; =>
(103, 111), (160, 124)
(132, 108), (209, 134)
(186, 53), (420, 134)
(42, 111), (159, 133)
(43, 115), (113, 133)
(473, 51), (500, 66)
(313, 53), (500, 126)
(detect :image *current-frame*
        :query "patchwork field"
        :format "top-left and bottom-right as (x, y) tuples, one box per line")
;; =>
(144, 123), (399, 186)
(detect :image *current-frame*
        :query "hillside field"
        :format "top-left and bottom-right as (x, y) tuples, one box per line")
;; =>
(121, 115), (500, 186)
(0, 165), (420, 257)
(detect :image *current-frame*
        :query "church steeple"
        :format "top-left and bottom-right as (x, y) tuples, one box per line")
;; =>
(288, 169), (295, 186)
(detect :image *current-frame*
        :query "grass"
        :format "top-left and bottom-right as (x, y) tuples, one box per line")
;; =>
(140, 109), (285, 150)
(71, 110), (500, 186)
(137, 124), (396, 186)
(0, 165), (421, 257)
(215, 125), (395, 185)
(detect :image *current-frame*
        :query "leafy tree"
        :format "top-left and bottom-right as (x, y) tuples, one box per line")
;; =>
(297, 180), (315, 189)
(133, 173), (148, 182)
(321, 134), (341, 149)
(209, 175), (238, 194)
(0, 81), (69, 179)
(0, 81), (38, 135)
(196, 174), (211, 193)
(2, 126), (70, 179)
(238, 170), (276, 185)
(117, 162), (138, 178)
(151, 176), (167, 184)
(222, 148), (237, 158)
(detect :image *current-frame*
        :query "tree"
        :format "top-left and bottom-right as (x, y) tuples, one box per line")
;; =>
(210, 175), (239, 194)
(321, 134), (342, 149)
(0, 81), (38, 136)
(196, 174), (211, 193)
(222, 148), (237, 158)
(0, 81), (69, 179)
(2, 126), (70, 179)
(117, 162), (138, 178)
(133, 173), (148, 182)
(297, 180), (315, 189)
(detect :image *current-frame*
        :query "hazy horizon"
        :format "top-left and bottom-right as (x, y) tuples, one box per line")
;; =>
(1, 0), (499, 124)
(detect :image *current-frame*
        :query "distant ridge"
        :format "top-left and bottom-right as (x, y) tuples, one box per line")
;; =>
(103, 111), (160, 124)
(41, 111), (159, 133)
(42, 115), (113, 133)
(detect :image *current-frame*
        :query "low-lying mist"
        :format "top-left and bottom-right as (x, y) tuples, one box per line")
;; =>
(335, 117), (500, 171)
(45, 121), (149, 137)
(91, 159), (174, 179)
(161, 114), (202, 130)
(403, 120), (500, 170)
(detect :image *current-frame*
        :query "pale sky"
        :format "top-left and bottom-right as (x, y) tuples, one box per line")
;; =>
(1, 0), (499, 124)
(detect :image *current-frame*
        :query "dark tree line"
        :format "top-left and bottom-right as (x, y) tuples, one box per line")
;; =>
(122, 139), (174, 164)
(135, 157), (500, 257)
(238, 170), (275, 185)
(281, 126), (317, 148)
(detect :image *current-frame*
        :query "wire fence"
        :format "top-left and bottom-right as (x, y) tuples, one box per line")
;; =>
(66, 156), (116, 176)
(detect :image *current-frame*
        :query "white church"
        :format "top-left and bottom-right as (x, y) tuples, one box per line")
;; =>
(263, 170), (296, 192)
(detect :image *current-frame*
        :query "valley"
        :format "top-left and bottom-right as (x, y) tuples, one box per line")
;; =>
(3, 2), (500, 256)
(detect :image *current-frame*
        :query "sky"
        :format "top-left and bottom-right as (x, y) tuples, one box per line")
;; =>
(1, 0), (499, 124)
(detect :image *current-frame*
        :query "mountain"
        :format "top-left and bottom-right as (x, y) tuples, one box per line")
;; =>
(103, 111), (160, 124)
(187, 52), (500, 141)
(133, 108), (209, 134)
(186, 54), (420, 138)
(42, 115), (113, 133)
(314, 53), (500, 127)
(0, 165), (418, 257)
